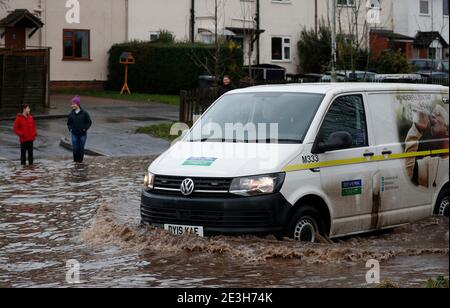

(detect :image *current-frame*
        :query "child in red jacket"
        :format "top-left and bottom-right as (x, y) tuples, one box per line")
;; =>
(13, 104), (37, 165)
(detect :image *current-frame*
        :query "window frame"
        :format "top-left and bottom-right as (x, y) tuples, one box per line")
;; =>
(62, 29), (91, 61)
(337, 0), (355, 7)
(316, 93), (369, 150)
(444, 0), (449, 16)
(149, 31), (160, 42)
(271, 36), (291, 62)
(419, 0), (431, 15)
(271, 0), (292, 4)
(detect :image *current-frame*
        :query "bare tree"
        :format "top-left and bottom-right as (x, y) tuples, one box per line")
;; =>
(335, 0), (393, 75)
(189, 0), (228, 85)
(239, 0), (258, 80)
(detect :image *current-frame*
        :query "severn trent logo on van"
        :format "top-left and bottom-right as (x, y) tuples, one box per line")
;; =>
(342, 180), (363, 196)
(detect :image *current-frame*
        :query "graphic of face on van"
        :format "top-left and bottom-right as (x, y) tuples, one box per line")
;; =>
(395, 94), (449, 188)
(430, 105), (449, 138)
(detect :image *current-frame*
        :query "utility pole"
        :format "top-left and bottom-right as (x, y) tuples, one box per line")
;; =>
(331, 0), (337, 82)
(315, 0), (318, 35)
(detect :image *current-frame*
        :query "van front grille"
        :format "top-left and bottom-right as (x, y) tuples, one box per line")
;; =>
(153, 175), (232, 196)
(141, 206), (273, 228)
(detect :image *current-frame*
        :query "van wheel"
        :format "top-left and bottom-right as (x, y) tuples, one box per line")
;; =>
(288, 206), (324, 242)
(435, 187), (449, 217)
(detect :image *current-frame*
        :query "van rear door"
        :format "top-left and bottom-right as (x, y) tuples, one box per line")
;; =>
(365, 92), (446, 227)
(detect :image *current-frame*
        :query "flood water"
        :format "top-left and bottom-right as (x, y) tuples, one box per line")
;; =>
(0, 156), (448, 288)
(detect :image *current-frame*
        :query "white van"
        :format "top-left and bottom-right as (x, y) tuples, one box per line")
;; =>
(141, 83), (449, 242)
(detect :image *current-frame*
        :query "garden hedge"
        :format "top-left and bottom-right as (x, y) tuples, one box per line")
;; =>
(107, 41), (243, 94)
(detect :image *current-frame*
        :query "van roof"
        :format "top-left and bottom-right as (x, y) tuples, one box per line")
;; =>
(229, 83), (448, 96)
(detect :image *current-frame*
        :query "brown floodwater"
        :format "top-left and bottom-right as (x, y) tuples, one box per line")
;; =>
(0, 156), (448, 288)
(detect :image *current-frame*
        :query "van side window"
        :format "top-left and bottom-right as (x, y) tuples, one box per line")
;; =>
(319, 95), (368, 148)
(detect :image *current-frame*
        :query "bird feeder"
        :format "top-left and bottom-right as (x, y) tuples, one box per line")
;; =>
(120, 52), (135, 95)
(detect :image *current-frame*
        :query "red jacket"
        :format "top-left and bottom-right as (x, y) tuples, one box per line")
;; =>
(13, 114), (37, 143)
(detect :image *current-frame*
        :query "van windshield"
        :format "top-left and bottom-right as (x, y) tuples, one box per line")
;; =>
(188, 92), (324, 144)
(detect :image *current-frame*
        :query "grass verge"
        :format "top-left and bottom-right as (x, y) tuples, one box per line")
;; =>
(53, 90), (180, 106)
(136, 122), (180, 141)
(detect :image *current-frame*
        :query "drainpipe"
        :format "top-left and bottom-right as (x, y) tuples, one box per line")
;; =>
(331, 0), (337, 82)
(38, 0), (42, 47)
(125, 0), (129, 42)
(190, 0), (195, 43)
(256, 0), (260, 65)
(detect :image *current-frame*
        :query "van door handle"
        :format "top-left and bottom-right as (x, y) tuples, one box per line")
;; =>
(382, 150), (392, 155)
(363, 152), (375, 158)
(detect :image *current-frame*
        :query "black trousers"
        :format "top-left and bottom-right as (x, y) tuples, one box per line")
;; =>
(20, 141), (34, 165)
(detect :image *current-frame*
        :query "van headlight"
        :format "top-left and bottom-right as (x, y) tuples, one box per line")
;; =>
(229, 173), (285, 196)
(144, 172), (155, 190)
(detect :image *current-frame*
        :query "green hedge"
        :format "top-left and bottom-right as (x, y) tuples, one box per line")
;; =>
(107, 41), (243, 94)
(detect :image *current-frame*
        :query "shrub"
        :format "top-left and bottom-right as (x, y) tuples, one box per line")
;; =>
(424, 276), (449, 288)
(373, 49), (412, 74)
(154, 30), (175, 44)
(107, 41), (243, 94)
(297, 24), (331, 74)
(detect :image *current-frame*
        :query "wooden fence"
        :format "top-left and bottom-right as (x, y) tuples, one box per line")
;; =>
(179, 88), (218, 124)
(0, 48), (50, 113)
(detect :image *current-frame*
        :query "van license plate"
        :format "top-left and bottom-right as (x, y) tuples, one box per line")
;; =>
(164, 224), (204, 237)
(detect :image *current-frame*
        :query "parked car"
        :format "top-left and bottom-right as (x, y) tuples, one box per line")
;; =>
(141, 83), (449, 242)
(321, 70), (377, 82)
(409, 59), (449, 78)
(374, 74), (423, 83)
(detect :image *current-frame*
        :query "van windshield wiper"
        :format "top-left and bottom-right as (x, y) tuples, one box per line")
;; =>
(257, 138), (302, 144)
(189, 138), (226, 142)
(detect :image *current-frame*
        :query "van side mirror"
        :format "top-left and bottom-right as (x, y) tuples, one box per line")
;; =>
(311, 131), (353, 154)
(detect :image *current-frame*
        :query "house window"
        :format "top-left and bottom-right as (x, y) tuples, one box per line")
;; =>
(63, 29), (90, 60)
(444, 0), (449, 16)
(337, 0), (355, 6)
(420, 0), (430, 15)
(232, 36), (244, 50)
(272, 37), (291, 61)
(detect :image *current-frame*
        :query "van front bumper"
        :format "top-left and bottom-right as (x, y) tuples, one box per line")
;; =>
(140, 190), (292, 236)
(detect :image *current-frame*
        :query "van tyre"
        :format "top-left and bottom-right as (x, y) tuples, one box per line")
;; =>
(435, 187), (449, 217)
(288, 206), (324, 242)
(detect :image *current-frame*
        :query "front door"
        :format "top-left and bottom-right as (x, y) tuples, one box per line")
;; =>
(317, 94), (380, 237)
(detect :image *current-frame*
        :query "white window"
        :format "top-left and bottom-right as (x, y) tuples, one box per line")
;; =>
(149, 31), (159, 42)
(272, 36), (291, 61)
(200, 32), (214, 44)
(337, 0), (355, 6)
(420, 0), (430, 15)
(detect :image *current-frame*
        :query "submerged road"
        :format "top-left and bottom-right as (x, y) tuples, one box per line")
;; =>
(0, 156), (448, 288)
